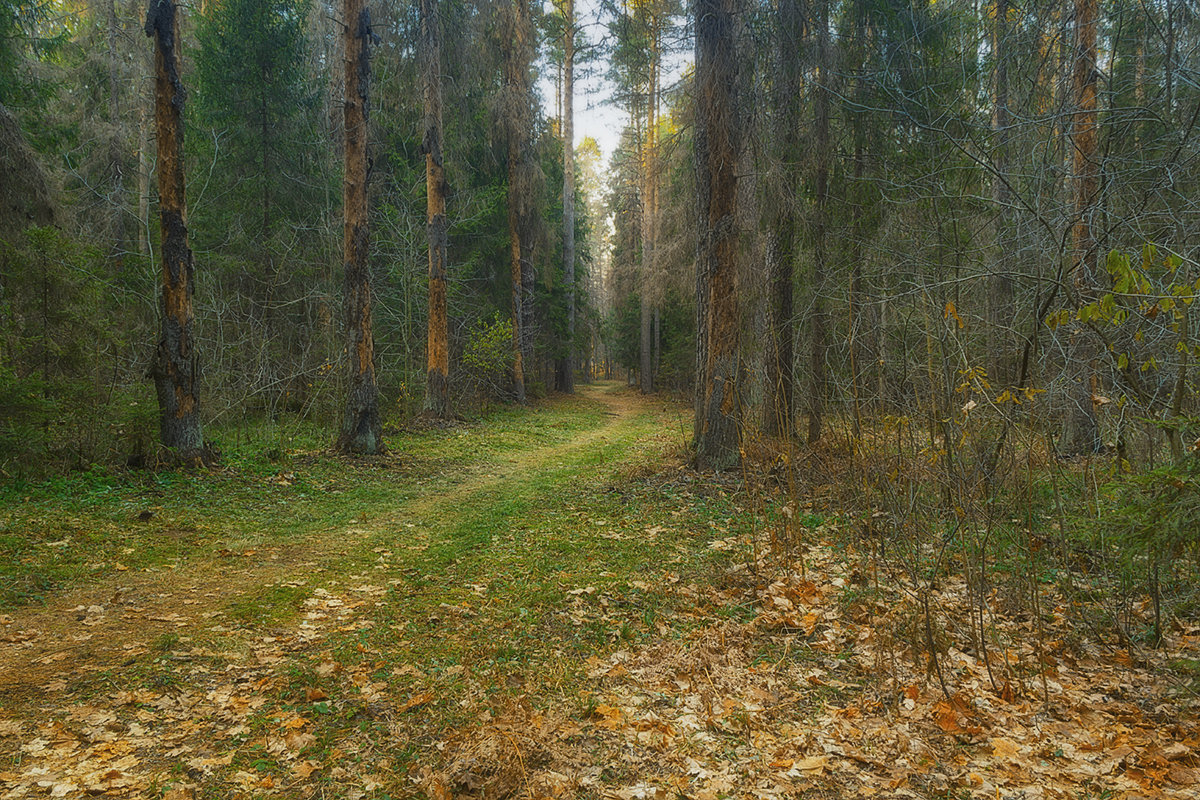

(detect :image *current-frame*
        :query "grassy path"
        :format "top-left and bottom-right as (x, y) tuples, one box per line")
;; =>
(0, 383), (753, 799)
(9, 385), (1193, 799)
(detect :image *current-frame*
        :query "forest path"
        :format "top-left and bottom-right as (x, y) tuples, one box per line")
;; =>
(0, 382), (673, 703)
(3, 386), (1198, 800)
(3, 380), (722, 800)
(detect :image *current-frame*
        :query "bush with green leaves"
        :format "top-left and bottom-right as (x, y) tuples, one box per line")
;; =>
(459, 314), (516, 405)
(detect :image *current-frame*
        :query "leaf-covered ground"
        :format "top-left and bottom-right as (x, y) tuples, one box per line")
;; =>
(1, 384), (1197, 799)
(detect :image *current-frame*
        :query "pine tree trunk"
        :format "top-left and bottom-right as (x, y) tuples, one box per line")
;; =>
(694, 0), (742, 471)
(764, 0), (801, 439)
(638, 89), (654, 395)
(145, 0), (203, 459)
(1062, 0), (1101, 455)
(501, 0), (532, 403)
(337, 0), (383, 454)
(421, 0), (450, 417)
(808, 0), (830, 446)
(558, 0), (576, 393)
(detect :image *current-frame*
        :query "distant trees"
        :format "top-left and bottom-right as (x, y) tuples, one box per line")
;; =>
(192, 0), (322, 264)
(607, 0), (680, 396)
(0, 0), (59, 107)
(5, 0), (1200, 478)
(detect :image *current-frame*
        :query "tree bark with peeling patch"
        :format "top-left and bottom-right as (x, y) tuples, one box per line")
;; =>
(337, 0), (383, 454)
(145, 0), (204, 460)
(422, 0), (450, 418)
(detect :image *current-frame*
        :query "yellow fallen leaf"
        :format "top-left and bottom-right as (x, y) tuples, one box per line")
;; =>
(399, 692), (434, 713)
(594, 704), (624, 729)
(788, 755), (828, 776)
(991, 737), (1020, 759)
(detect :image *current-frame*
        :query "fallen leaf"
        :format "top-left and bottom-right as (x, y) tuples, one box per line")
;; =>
(398, 692), (434, 713)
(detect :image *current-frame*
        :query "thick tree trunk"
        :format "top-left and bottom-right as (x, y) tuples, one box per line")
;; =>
(501, 0), (532, 403)
(145, 0), (203, 459)
(421, 0), (450, 417)
(337, 0), (383, 454)
(808, 0), (830, 446)
(558, 0), (576, 393)
(1062, 0), (1101, 455)
(764, 0), (801, 439)
(694, 0), (742, 471)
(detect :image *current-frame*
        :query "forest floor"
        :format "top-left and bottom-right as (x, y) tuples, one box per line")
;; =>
(1, 382), (1199, 800)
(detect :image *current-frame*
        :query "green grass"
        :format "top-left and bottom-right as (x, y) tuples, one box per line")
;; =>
(0, 385), (758, 798)
(0, 393), (623, 609)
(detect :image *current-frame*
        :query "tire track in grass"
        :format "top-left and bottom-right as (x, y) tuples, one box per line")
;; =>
(0, 384), (668, 704)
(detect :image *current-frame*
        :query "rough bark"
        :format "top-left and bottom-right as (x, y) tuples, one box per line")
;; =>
(557, 0), (576, 393)
(763, 0), (802, 438)
(336, 0), (383, 454)
(694, 0), (742, 471)
(421, 0), (450, 417)
(808, 0), (830, 446)
(501, 0), (533, 403)
(145, 0), (204, 459)
(1062, 0), (1101, 455)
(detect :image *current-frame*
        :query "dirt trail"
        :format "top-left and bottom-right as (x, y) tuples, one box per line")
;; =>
(0, 384), (652, 700)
